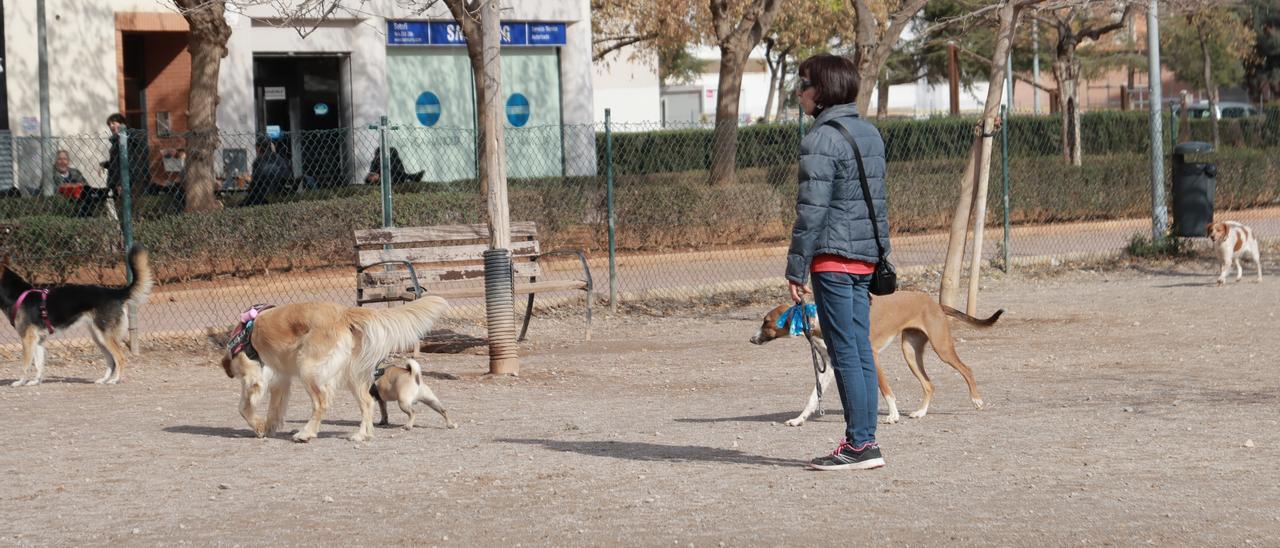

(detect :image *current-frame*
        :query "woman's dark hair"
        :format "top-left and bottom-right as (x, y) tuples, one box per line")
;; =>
(106, 112), (126, 126)
(798, 54), (860, 109)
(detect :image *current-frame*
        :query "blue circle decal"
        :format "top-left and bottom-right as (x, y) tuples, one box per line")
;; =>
(313, 102), (329, 116)
(416, 92), (442, 127)
(506, 93), (530, 127)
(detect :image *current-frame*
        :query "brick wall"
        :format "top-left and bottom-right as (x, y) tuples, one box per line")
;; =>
(116, 13), (191, 188)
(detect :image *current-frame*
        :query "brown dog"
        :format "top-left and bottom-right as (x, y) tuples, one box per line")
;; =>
(370, 359), (457, 430)
(749, 290), (1001, 426)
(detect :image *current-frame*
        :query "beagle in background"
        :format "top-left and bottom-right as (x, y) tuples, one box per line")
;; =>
(1207, 221), (1262, 285)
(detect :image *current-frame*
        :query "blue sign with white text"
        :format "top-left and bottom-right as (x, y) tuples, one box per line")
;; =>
(427, 22), (466, 45)
(506, 93), (530, 127)
(386, 21), (567, 46)
(527, 23), (566, 46)
(502, 23), (528, 46)
(387, 21), (429, 45)
(416, 92), (442, 127)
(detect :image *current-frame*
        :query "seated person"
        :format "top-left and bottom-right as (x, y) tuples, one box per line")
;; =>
(54, 149), (87, 197)
(364, 146), (424, 185)
(241, 138), (292, 206)
(53, 149), (108, 218)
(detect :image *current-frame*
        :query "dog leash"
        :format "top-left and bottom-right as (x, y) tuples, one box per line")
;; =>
(795, 298), (827, 417)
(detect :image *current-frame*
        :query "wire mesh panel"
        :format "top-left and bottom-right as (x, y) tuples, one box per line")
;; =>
(1, 109), (1277, 351)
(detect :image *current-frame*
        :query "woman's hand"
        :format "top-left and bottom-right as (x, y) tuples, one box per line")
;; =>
(788, 280), (810, 303)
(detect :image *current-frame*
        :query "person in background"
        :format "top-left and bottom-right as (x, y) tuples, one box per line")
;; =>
(242, 137), (291, 206)
(785, 53), (892, 472)
(364, 146), (424, 185)
(52, 149), (93, 217)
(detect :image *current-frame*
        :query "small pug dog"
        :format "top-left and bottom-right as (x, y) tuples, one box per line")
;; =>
(370, 359), (457, 430)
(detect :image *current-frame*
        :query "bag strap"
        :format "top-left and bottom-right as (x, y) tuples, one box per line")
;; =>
(824, 120), (886, 261)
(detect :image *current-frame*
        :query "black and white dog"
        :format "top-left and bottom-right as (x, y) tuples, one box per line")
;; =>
(1, 246), (152, 385)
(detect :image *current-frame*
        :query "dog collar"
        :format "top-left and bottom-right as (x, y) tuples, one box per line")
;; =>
(11, 289), (54, 333)
(227, 304), (274, 360)
(776, 303), (817, 337)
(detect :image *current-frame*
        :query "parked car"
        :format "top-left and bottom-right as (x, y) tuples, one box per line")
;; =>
(1179, 101), (1260, 119)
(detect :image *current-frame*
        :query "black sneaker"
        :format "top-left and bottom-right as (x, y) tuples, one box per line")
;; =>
(808, 440), (885, 471)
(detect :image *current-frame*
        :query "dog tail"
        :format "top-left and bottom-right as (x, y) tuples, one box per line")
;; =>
(344, 296), (449, 379)
(124, 246), (154, 305)
(406, 358), (424, 387)
(941, 305), (1003, 327)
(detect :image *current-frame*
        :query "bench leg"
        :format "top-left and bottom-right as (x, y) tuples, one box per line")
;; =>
(518, 293), (536, 342)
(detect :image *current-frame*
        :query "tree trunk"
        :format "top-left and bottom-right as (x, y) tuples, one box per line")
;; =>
(1198, 22), (1220, 149)
(446, 1), (486, 190)
(177, 0), (231, 212)
(940, 0), (1020, 311)
(876, 78), (890, 118)
(851, 0), (877, 110)
(709, 44), (748, 186)
(773, 55), (790, 121)
(1052, 56), (1083, 166)
(763, 61), (779, 123)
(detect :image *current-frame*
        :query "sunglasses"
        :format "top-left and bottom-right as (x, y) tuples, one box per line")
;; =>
(797, 77), (814, 91)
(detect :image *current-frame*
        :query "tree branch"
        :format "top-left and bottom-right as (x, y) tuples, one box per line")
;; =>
(593, 33), (661, 61)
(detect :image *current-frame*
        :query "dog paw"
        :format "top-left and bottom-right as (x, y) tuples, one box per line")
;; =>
(292, 431), (314, 443)
(784, 418), (806, 427)
(348, 432), (371, 442)
(400, 424), (414, 431)
(973, 399), (985, 410)
(908, 410), (928, 419)
(445, 421), (458, 429)
(94, 378), (107, 385)
(11, 379), (27, 387)
(882, 413), (900, 424)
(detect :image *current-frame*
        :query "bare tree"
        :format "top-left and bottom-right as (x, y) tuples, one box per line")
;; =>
(849, 0), (932, 115)
(938, 0), (1037, 312)
(1034, 0), (1135, 166)
(173, 0), (232, 212)
(708, 0), (783, 186)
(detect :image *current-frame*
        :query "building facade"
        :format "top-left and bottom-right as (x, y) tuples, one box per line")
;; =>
(3, 0), (615, 191)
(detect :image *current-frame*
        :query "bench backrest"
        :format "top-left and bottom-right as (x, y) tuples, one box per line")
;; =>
(353, 222), (542, 296)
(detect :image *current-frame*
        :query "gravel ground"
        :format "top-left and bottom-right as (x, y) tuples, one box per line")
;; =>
(1, 252), (1278, 546)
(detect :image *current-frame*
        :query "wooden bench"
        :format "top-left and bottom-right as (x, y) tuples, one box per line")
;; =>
(353, 221), (593, 341)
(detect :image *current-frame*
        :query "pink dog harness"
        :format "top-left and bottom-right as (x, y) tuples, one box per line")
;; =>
(10, 289), (54, 333)
(227, 304), (274, 360)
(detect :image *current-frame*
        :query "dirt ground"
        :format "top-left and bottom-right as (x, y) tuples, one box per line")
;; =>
(2, 251), (1279, 546)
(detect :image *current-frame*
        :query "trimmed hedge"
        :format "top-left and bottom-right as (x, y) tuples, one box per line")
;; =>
(602, 108), (1280, 175)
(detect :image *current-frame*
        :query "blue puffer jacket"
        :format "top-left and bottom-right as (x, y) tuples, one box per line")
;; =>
(785, 103), (891, 285)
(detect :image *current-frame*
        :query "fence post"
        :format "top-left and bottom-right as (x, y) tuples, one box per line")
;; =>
(1001, 105), (1010, 273)
(605, 109), (617, 314)
(1168, 100), (1178, 148)
(379, 115), (392, 228)
(118, 128), (138, 353)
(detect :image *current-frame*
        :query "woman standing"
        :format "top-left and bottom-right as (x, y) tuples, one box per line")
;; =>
(785, 54), (892, 471)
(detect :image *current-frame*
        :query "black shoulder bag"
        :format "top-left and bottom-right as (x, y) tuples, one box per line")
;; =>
(824, 121), (897, 296)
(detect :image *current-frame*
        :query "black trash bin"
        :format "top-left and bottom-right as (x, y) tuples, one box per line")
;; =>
(1171, 141), (1216, 238)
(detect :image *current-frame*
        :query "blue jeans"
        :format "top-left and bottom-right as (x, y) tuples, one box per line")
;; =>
(811, 271), (877, 447)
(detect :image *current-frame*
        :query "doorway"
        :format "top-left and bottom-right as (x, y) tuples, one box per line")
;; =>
(253, 55), (351, 188)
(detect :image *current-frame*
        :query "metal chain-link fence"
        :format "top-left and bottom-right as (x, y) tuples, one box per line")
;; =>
(2, 107), (1277, 350)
